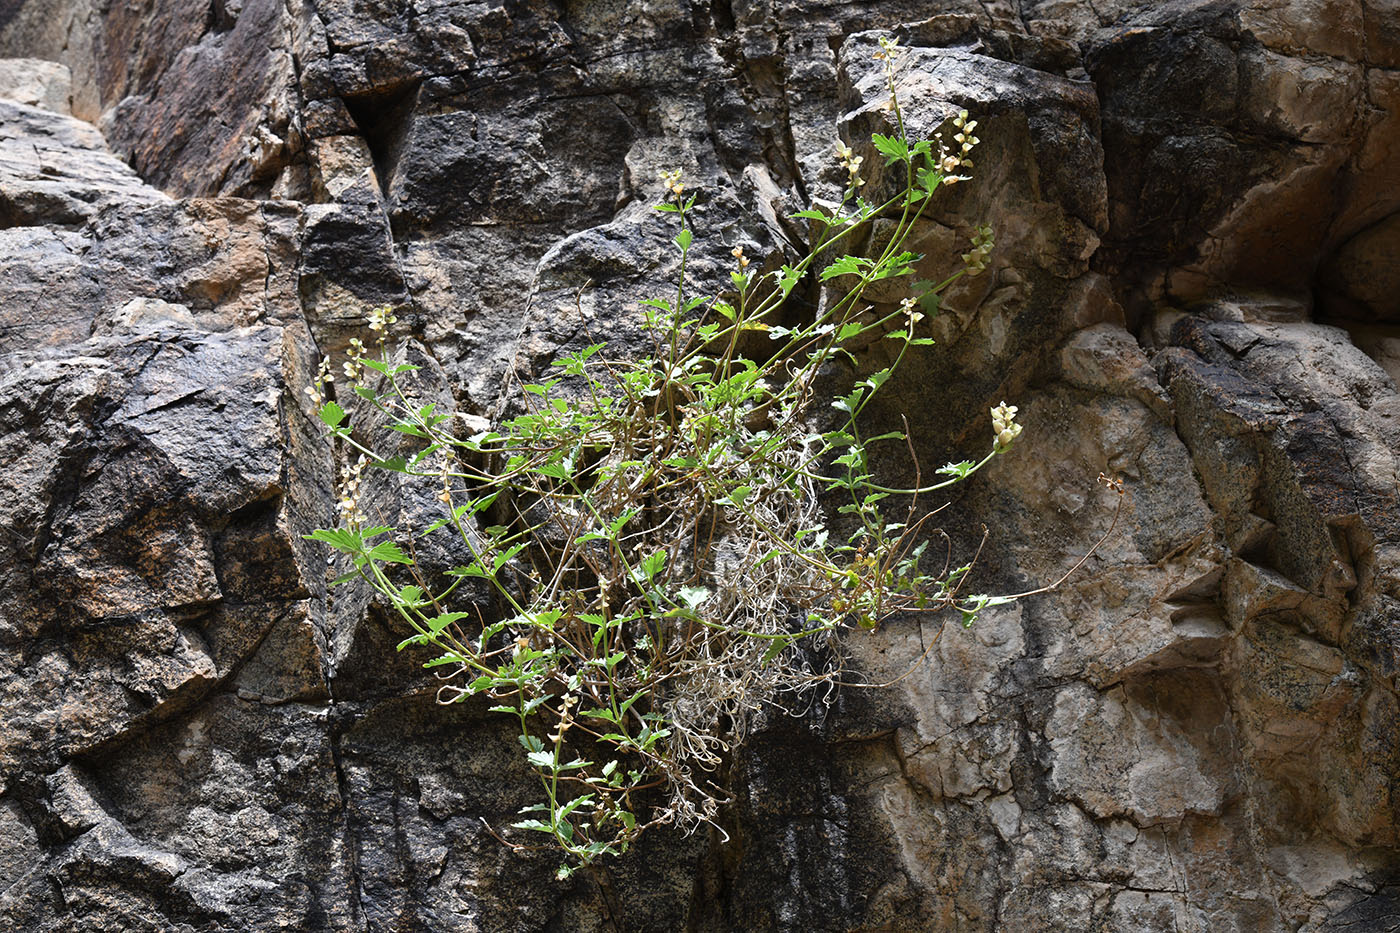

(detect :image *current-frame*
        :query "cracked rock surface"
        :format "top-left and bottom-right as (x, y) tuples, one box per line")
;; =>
(1, 0), (1398, 930)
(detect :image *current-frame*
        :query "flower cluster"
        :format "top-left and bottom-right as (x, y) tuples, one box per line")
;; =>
(368, 306), (397, 335)
(991, 401), (1022, 451)
(937, 110), (980, 182)
(436, 449), (454, 504)
(835, 141), (865, 192)
(343, 337), (367, 382)
(962, 225), (994, 275)
(660, 168), (684, 197)
(336, 454), (369, 526)
(731, 245), (750, 271)
(547, 693), (578, 744)
(874, 35), (904, 63)
(304, 355), (334, 405)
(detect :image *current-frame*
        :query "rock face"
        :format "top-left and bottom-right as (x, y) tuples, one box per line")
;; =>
(1, 1), (1398, 930)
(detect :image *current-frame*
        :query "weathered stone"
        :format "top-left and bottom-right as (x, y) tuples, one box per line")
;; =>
(0, 98), (167, 228)
(0, 57), (71, 112)
(1319, 210), (1400, 322)
(0, 0), (1397, 929)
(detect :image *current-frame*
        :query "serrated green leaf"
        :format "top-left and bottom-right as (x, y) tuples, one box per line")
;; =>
(677, 586), (709, 610)
(871, 133), (909, 165)
(425, 612), (471, 634)
(527, 750), (558, 770)
(820, 256), (863, 282)
(372, 455), (409, 472)
(304, 528), (361, 553)
(640, 550), (666, 581)
(367, 540), (412, 564)
(318, 401), (346, 428)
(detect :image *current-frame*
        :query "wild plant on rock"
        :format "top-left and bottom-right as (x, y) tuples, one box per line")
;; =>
(304, 37), (1115, 878)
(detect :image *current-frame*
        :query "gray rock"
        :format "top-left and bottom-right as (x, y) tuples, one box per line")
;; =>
(0, 0), (1398, 930)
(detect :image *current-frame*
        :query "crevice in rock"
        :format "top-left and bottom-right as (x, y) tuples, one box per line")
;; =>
(327, 715), (370, 932)
(709, 0), (735, 36)
(343, 81), (421, 196)
(206, 0), (237, 35)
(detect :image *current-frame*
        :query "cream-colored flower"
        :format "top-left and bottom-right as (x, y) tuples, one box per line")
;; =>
(659, 168), (685, 196)
(336, 455), (369, 526)
(991, 401), (1022, 451)
(836, 140), (866, 191)
(962, 225), (994, 275)
(368, 306), (397, 333)
(874, 36), (904, 62)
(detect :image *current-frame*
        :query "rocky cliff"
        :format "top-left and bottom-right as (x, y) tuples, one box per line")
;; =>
(1, 0), (1398, 930)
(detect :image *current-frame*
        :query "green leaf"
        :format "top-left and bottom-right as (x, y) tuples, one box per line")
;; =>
(820, 255), (864, 282)
(677, 586), (709, 610)
(609, 508), (639, 537)
(425, 612), (471, 634)
(556, 794), (595, 821)
(760, 637), (789, 666)
(728, 485), (753, 507)
(512, 819), (554, 833)
(640, 550), (666, 581)
(372, 455), (409, 473)
(318, 401), (346, 428)
(871, 133), (909, 165)
(534, 460), (570, 480)
(790, 208), (834, 222)
(493, 542), (527, 572)
(618, 689), (645, 721)
(836, 322), (864, 342)
(527, 750), (557, 770)
(777, 264), (802, 297)
(831, 388), (865, 415)
(304, 528), (361, 553)
(675, 228), (693, 251)
(447, 560), (490, 579)
(367, 540), (413, 564)
(753, 547), (783, 568)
